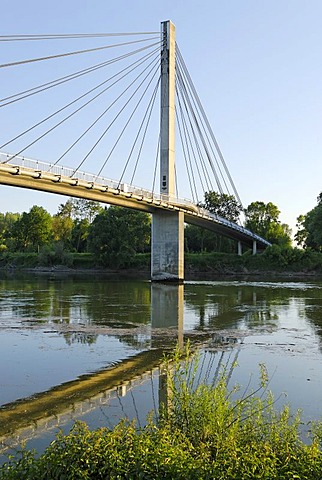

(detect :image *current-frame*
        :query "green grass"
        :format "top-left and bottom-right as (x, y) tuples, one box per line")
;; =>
(1, 346), (322, 479)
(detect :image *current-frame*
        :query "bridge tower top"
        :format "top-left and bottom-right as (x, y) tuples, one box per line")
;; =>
(160, 20), (176, 197)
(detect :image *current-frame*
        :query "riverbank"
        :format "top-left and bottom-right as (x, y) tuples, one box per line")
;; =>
(1, 249), (322, 279)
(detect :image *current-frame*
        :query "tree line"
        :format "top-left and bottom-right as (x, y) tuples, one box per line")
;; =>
(0, 192), (321, 267)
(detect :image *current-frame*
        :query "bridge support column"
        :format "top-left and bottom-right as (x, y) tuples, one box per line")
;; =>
(151, 210), (184, 282)
(252, 240), (257, 255)
(237, 241), (242, 256)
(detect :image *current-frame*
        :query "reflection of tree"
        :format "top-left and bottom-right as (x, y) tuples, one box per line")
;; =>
(184, 283), (296, 331)
(0, 273), (152, 347)
(303, 294), (322, 349)
(83, 281), (151, 327)
(4, 276), (53, 320)
(62, 332), (98, 345)
(117, 334), (151, 350)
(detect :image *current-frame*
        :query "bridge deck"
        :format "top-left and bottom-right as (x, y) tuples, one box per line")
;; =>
(0, 152), (271, 249)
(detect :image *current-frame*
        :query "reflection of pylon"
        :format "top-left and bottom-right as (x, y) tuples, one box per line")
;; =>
(151, 283), (184, 347)
(158, 364), (173, 417)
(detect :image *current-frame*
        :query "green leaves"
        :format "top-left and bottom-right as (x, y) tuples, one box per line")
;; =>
(244, 201), (292, 246)
(88, 206), (151, 267)
(12, 206), (52, 252)
(202, 191), (242, 222)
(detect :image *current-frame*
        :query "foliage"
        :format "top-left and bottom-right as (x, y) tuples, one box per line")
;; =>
(71, 219), (90, 253)
(88, 206), (151, 267)
(295, 193), (322, 251)
(185, 248), (322, 274)
(52, 215), (74, 246)
(38, 243), (74, 267)
(201, 191), (242, 222)
(57, 198), (102, 223)
(0, 212), (20, 251)
(185, 224), (236, 253)
(1, 347), (322, 479)
(11, 206), (52, 252)
(244, 201), (292, 246)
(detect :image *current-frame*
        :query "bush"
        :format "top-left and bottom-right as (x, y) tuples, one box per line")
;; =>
(38, 243), (73, 267)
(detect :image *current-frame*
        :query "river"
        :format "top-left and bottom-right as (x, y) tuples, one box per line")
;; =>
(1, 272), (322, 460)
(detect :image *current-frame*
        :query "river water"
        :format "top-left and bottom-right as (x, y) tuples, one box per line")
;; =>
(1, 272), (322, 460)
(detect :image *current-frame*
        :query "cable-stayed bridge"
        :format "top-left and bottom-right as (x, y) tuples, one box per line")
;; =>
(0, 21), (270, 281)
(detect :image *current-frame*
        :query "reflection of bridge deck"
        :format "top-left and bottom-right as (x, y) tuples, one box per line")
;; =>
(0, 152), (270, 249)
(0, 348), (165, 440)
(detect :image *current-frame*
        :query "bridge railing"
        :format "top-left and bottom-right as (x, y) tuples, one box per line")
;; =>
(0, 152), (197, 207)
(0, 152), (270, 246)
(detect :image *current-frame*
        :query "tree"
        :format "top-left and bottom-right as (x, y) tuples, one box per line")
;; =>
(296, 193), (322, 251)
(71, 219), (90, 252)
(52, 215), (74, 246)
(244, 201), (292, 246)
(68, 198), (102, 223)
(56, 198), (102, 222)
(88, 206), (151, 266)
(12, 206), (52, 251)
(0, 212), (20, 251)
(294, 214), (307, 248)
(54, 198), (103, 252)
(185, 224), (236, 253)
(201, 191), (242, 222)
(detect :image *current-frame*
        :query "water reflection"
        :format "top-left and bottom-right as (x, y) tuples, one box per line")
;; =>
(151, 283), (183, 347)
(183, 281), (318, 331)
(1, 273), (322, 460)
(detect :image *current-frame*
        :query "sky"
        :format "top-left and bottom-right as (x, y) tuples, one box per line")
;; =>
(1, 0), (322, 238)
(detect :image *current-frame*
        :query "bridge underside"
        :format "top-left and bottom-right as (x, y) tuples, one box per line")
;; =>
(185, 214), (265, 249)
(0, 170), (156, 213)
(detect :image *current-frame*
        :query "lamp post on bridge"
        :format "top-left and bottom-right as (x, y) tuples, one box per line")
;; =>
(151, 20), (184, 282)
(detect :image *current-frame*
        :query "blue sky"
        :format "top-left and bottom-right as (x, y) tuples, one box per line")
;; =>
(1, 0), (322, 237)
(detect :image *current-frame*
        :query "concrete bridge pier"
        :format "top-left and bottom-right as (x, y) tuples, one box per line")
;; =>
(151, 210), (184, 282)
(237, 241), (242, 256)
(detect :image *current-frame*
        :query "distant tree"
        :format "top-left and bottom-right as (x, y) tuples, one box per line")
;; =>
(294, 214), (307, 248)
(54, 198), (103, 252)
(0, 212), (20, 251)
(185, 224), (235, 253)
(71, 219), (90, 253)
(201, 191), (242, 222)
(56, 198), (102, 222)
(244, 201), (292, 246)
(52, 199), (74, 247)
(88, 206), (151, 266)
(12, 206), (52, 251)
(52, 215), (74, 246)
(296, 193), (322, 251)
(56, 199), (74, 218)
(70, 198), (102, 223)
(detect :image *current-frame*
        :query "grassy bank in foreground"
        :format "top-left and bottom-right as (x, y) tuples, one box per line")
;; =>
(1, 347), (322, 479)
(1, 245), (322, 275)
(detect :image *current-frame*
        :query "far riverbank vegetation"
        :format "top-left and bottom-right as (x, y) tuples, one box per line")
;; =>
(1, 191), (322, 274)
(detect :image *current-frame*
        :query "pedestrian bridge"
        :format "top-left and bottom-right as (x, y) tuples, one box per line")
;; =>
(0, 152), (271, 250)
(0, 21), (271, 281)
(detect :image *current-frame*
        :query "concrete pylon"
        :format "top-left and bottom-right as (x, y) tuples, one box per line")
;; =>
(151, 20), (184, 282)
